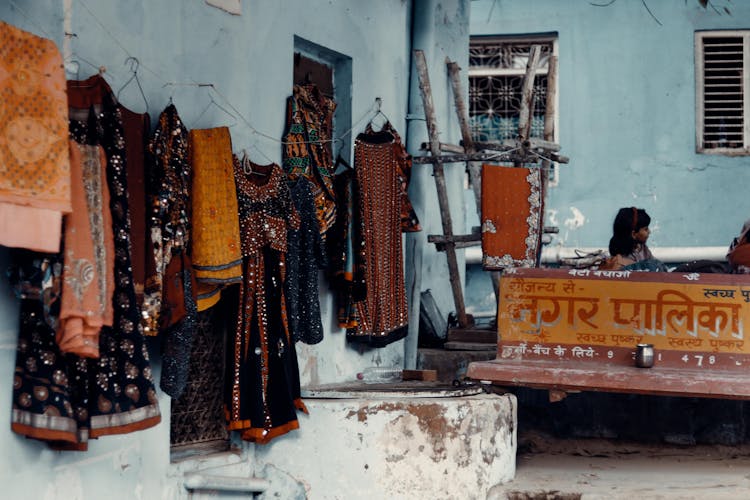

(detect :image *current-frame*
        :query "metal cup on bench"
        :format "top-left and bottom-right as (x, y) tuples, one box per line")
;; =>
(635, 344), (654, 368)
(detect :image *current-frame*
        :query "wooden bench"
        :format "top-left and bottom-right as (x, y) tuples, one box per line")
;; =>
(466, 267), (750, 399)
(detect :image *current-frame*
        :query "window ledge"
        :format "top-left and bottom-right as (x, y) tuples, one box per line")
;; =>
(696, 148), (750, 157)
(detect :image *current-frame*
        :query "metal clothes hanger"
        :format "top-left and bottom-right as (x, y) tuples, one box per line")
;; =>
(116, 56), (149, 113)
(64, 55), (107, 85)
(192, 87), (238, 129)
(368, 97), (391, 132)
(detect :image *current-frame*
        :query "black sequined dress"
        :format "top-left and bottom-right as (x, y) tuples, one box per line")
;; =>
(10, 75), (160, 448)
(226, 161), (307, 444)
(285, 176), (326, 345)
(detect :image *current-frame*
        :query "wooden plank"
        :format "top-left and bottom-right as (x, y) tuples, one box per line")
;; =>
(467, 359), (750, 400)
(517, 45), (541, 144)
(414, 49), (468, 328)
(541, 55), (558, 185)
(447, 326), (496, 343)
(412, 152), (567, 164)
(427, 233), (482, 244)
(543, 55), (558, 144)
(429, 233), (481, 250)
(472, 140), (561, 153)
(447, 59), (483, 217)
(420, 142), (465, 154)
(444, 342), (497, 352)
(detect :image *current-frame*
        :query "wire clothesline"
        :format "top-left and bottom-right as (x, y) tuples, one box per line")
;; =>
(61, 0), (393, 150)
(8, 0), (53, 39)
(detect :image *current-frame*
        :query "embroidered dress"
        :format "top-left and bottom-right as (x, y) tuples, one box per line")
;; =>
(480, 165), (543, 269)
(120, 106), (150, 305)
(328, 167), (366, 329)
(227, 161), (307, 444)
(282, 84), (337, 240)
(57, 141), (114, 358)
(11, 76), (160, 448)
(67, 76), (159, 443)
(378, 122), (421, 232)
(345, 129), (408, 346)
(0, 21), (71, 252)
(144, 104), (192, 334)
(145, 104), (197, 398)
(189, 127), (242, 311)
(11, 252), (80, 443)
(285, 176), (326, 344)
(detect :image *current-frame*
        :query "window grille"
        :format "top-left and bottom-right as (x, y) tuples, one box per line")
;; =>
(170, 308), (229, 457)
(695, 31), (750, 154)
(469, 35), (558, 182)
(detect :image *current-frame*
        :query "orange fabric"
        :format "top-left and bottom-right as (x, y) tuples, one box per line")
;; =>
(0, 21), (71, 251)
(481, 165), (543, 269)
(189, 127), (242, 311)
(57, 142), (115, 358)
(0, 202), (62, 252)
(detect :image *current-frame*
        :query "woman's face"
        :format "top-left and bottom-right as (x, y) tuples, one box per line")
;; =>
(632, 226), (650, 244)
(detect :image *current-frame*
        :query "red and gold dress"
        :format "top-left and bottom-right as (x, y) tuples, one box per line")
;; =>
(226, 161), (307, 443)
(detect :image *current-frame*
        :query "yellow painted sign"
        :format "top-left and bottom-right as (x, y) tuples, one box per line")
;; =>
(499, 269), (750, 354)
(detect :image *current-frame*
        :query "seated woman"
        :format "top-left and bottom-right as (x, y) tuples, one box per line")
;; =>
(727, 219), (750, 273)
(601, 207), (666, 271)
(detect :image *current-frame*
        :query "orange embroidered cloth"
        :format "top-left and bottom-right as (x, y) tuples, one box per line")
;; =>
(0, 21), (71, 252)
(189, 127), (242, 311)
(58, 141), (115, 358)
(481, 165), (543, 269)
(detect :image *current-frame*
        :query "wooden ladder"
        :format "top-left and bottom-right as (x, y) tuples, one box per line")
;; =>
(412, 47), (563, 337)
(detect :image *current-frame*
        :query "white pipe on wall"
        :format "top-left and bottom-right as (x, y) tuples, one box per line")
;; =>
(465, 246), (729, 265)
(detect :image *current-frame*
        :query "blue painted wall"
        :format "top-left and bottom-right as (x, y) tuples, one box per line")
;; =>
(471, 0), (750, 250)
(405, 0), (471, 360)
(0, 0), (473, 497)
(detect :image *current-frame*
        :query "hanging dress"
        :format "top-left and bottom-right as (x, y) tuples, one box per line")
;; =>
(285, 176), (326, 345)
(189, 127), (242, 312)
(145, 104), (198, 399)
(67, 76), (160, 442)
(0, 21), (71, 252)
(11, 76), (160, 448)
(281, 84), (337, 242)
(119, 105), (150, 307)
(345, 126), (409, 346)
(227, 160), (307, 444)
(57, 141), (115, 359)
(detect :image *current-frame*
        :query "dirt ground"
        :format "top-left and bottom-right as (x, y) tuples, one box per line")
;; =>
(487, 431), (750, 500)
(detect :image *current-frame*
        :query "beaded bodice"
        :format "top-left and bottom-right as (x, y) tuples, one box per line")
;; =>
(233, 160), (300, 256)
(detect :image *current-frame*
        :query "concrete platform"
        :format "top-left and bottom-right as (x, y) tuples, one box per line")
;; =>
(255, 383), (517, 499)
(488, 432), (750, 500)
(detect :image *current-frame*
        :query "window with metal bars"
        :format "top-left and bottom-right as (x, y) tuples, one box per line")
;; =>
(695, 31), (750, 154)
(468, 35), (558, 182)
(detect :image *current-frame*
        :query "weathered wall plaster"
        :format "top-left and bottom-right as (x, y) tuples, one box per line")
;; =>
(256, 392), (517, 499)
